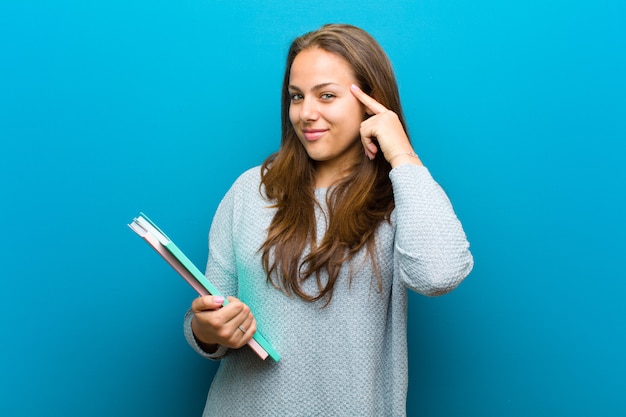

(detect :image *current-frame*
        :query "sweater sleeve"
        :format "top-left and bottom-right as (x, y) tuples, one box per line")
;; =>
(389, 164), (473, 296)
(183, 182), (240, 360)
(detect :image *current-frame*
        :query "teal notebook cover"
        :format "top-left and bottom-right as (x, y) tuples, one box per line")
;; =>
(135, 213), (280, 362)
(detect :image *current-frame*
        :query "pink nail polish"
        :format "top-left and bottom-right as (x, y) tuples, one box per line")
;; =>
(214, 296), (224, 305)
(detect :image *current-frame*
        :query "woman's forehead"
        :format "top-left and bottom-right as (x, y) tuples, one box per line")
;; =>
(289, 48), (356, 87)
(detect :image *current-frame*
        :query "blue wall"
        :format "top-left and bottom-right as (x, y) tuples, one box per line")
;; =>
(1, 1), (624, 416)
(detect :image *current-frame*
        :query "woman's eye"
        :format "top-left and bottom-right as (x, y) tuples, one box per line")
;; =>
(321, 93), (335, 100)
(290, 93), (303, 102)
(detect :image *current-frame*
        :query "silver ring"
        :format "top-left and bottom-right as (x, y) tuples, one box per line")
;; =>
(238, 325), (247, 334)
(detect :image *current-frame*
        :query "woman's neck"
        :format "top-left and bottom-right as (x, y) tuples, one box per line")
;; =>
(313, 145), (361, 188)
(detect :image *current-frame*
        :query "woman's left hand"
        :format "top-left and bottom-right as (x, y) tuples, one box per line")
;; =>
(350, 84), (422, 167)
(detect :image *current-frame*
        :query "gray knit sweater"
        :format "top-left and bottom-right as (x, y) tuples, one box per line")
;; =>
(184, 163), (473, 416)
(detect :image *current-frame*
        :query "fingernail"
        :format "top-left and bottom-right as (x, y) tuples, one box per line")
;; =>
(351, 84), (359, 91)
(214, 296), (224, 305)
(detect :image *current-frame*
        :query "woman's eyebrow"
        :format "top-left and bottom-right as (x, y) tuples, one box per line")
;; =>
(288, 82), (341, 92)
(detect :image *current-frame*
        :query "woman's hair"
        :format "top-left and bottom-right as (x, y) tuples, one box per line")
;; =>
(259, 23), (410, 304)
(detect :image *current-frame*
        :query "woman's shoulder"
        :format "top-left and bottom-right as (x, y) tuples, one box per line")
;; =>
(224, 166), (267, 204)
(216, 166), (264, 212)
(231, 165), (263, 190)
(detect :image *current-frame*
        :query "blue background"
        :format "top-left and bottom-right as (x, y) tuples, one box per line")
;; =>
(1, 0), (624, 416)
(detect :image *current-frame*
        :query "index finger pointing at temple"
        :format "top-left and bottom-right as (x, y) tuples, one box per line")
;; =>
(350, 84), (388, 115)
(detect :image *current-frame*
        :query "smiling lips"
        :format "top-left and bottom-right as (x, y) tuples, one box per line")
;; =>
(302, 128), (327, 141)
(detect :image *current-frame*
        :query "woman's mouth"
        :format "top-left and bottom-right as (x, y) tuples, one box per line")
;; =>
(302, 129), (327, 141)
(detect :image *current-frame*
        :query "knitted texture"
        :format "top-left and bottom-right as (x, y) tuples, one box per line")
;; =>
(184, 164), (473, 416)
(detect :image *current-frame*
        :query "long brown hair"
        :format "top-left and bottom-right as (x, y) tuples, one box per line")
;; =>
(260, 24), (410, 304)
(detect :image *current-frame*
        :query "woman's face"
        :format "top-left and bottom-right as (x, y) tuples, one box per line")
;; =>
(288, 48), (366, 178)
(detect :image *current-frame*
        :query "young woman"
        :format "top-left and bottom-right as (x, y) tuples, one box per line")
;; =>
(184, 24), (473, 416)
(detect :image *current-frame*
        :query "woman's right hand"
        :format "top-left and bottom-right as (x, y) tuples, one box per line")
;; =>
(190, 295), (257, 351)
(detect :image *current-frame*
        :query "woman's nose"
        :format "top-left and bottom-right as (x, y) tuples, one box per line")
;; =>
(300, 98), (319, 121)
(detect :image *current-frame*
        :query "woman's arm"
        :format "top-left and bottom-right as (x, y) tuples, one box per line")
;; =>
(390, 164), (473, 296)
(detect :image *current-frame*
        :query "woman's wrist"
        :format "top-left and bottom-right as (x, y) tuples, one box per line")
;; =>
(388, 151), (423, 168)
(191, 316), (219, 353)
(193, 333), (219, 354)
